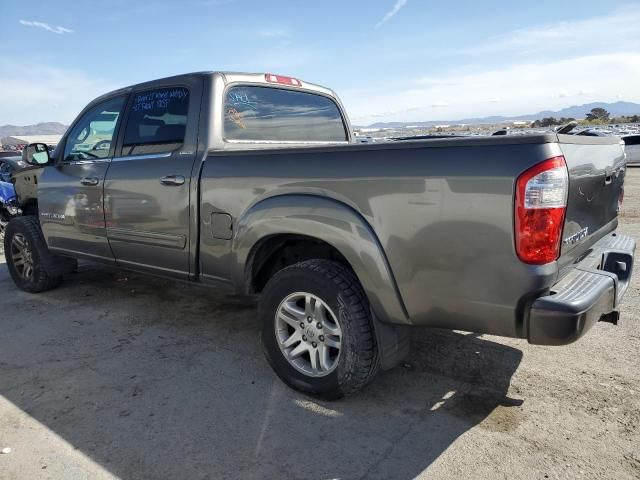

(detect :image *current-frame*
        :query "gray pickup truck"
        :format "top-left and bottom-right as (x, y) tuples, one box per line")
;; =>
(4, 72), (635, 399)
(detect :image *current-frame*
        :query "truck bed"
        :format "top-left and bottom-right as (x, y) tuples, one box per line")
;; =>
(199, 133), (625, 338)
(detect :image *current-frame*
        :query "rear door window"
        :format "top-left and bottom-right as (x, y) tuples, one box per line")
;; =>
(224, 86), (347, 142)
(122, 87), (189, 156)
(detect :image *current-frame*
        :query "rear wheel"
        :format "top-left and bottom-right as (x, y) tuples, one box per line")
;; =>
(4, 216), (68, 293)
(259, 260), (379, 400)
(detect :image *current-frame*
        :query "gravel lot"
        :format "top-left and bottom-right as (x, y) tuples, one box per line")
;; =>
(1, 171), (639, 480)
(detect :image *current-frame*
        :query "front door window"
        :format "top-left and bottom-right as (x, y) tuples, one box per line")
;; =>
(63, 96), (125, 162)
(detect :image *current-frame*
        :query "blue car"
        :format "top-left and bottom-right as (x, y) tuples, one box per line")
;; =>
(0, 157), (22, 244)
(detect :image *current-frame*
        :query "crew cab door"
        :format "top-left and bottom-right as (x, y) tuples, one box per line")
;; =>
(104, 78), (202, 278)
(38, 95), (127, 260)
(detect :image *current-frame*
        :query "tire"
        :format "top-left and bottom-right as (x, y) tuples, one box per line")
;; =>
(0, 218), (6, 255)
(3, 216), (68, 293)
(259, 259), (379, 400)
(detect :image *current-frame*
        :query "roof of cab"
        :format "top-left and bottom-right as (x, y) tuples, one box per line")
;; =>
(89, 71), (337, 106)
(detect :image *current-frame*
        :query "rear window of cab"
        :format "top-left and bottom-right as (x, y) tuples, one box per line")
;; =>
(224, 86), (347, 142)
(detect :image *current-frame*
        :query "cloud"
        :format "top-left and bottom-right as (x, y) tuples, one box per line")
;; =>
(345, 6), (640, 123)
(345, 53), (640, 124)
(19, 19), (73, 34)
(0, 57), (117, 125)
(257, 28), (290, 38)
(375, 0), (408, 28)
(459, 7), (640, 57)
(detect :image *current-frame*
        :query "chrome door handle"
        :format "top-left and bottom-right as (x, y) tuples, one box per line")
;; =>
(80, 177), (99, 186)
(160, 175), (185, 186)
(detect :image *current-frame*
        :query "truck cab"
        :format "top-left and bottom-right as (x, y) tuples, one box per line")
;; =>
(26, 72), (351, 279)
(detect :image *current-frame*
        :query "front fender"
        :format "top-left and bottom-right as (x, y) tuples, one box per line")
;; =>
(231, 194), (409, 325)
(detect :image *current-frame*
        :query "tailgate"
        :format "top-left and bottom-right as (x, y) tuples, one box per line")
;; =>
(558, 134), (626, 259)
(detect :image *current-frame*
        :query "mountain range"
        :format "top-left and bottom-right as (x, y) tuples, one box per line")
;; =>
(364, 101), (640, 128)
(0, 122), (68, 138)
(1, 101), (639, 134)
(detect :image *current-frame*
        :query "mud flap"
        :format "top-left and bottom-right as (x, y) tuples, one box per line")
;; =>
(371, 312), (411, 370)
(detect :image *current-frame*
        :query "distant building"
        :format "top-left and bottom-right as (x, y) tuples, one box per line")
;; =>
(511, 121), (531, 128)
(1, 134), (63, 148)
(356, 128), (382, 133)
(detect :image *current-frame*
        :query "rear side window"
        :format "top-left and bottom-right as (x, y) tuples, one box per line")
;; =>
(224, 86), (347, 142)
(122, 87), (189, 156)
(624, 136), (640, 146)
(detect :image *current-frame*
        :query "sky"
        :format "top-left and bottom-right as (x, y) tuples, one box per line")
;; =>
(1, 0), (639, 126)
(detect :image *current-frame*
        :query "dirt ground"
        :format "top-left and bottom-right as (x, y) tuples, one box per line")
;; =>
(1, 172), (639, 480)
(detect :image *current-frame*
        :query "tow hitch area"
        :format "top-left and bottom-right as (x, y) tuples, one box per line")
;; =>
(599, 311), (619, 325)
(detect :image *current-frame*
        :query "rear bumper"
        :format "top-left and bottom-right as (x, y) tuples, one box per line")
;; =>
(527, 232), (635, 346)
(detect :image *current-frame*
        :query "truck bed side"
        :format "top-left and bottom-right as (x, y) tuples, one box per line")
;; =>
(198, 134), (586, 338)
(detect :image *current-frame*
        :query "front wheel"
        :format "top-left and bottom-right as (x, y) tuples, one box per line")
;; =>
(259, 260), (379, 400)
(4, 216), (63, 293)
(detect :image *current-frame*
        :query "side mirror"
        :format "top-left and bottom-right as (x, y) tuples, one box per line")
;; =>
(22, 143), (52, 166)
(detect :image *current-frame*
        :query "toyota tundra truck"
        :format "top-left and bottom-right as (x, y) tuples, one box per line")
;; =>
(4, 71), (634, 399)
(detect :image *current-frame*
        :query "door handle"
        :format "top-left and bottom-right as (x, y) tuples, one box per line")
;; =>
(160, 175), (185, 186)
(80, 177), (99, 186)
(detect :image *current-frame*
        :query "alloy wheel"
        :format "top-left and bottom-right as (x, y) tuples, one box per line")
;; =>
(10, 233), (34, 280)
(274, 292), (342, 377)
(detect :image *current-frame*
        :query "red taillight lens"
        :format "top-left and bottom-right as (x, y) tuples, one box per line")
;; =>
(265, 73), (302, 87)
(515, 156), (568, 264)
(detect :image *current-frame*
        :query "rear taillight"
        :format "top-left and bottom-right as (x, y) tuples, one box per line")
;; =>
(515, 156), (568, 264)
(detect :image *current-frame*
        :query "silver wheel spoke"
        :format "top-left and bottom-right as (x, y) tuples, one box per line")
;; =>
(281, 330), (301, 348)
(325, 337), (340, 349)
(309, 347), (319, 371)
(278, 310), (301, 329)
(323, 322), (341, 336)
(282, 302), (305, 321)
(304, 294), (314, 317)
(319, 344), (332, 371)
(289, 342), (307, 359)
(12, 235), (24, 249)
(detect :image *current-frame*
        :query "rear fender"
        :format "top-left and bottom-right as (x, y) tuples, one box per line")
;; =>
(231, 194), (409, 325)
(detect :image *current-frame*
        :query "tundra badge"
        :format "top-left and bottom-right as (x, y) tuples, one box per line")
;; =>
(563, 227), (589, 245)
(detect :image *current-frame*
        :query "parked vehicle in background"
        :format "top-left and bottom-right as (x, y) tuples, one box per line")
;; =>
(623, 135), (640, 166)
(3, 71), (635, 399)
(575, 128), (611, 137)
(0, 157), (23, 247)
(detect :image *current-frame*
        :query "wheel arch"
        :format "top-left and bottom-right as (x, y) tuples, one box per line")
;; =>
(231, 194), (409, 325)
